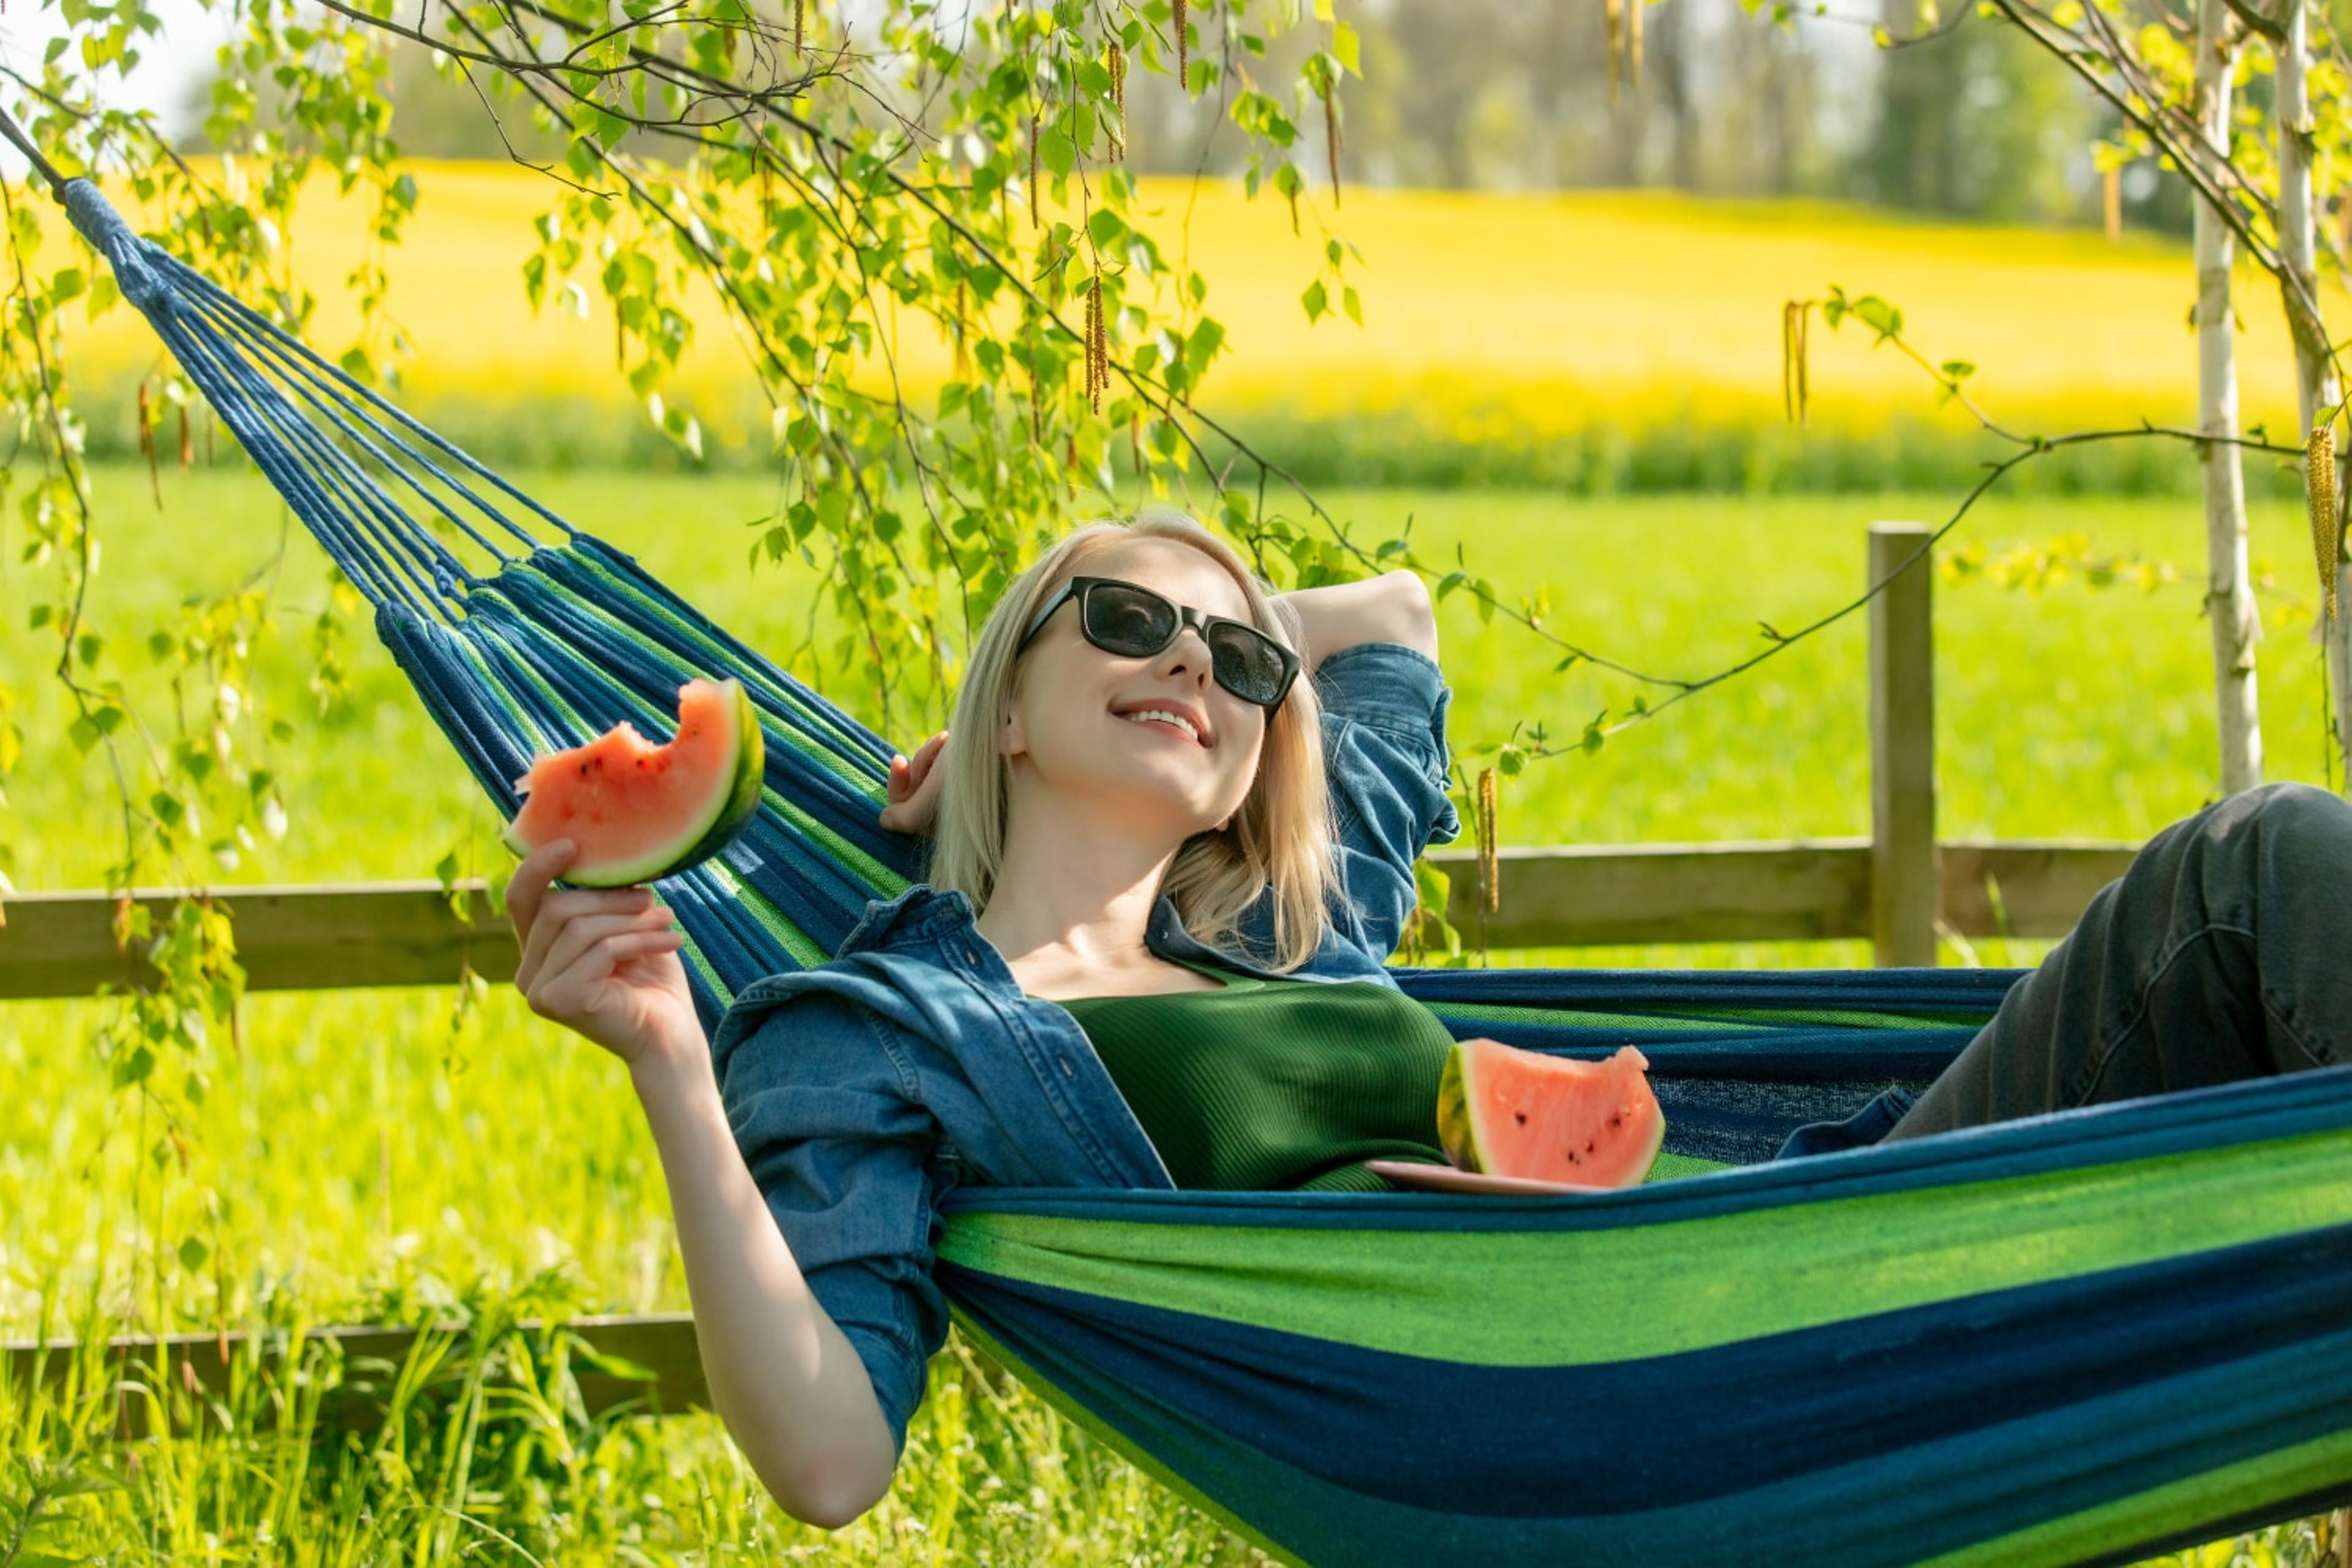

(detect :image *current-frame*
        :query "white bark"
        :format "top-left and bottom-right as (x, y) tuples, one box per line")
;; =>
(2196, 0), (2263, 796)
(2277, 0), (2352, 790)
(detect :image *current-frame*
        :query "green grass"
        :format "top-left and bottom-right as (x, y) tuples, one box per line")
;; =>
(2, 467), (2343, 1561)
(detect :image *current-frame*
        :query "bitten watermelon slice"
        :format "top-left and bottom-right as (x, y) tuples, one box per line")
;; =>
(1436, 1040), (1665, 1188)
(500, 678), (765, 887)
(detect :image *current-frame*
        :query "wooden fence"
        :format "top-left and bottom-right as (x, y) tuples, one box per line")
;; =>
(0, 522), (2136, 1003)
(1, 522), (2144, 1420)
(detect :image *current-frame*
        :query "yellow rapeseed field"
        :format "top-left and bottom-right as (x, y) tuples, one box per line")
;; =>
(53, 160), (2334, 445)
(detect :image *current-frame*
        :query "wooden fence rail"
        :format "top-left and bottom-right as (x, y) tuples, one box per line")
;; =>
(0, 523), (2144, 999)
(0, 838), (2136, 1000)
(2, 1314), (709, 1438)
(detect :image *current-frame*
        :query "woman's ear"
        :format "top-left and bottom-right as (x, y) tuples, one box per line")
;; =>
(997, 704), (1027, 759)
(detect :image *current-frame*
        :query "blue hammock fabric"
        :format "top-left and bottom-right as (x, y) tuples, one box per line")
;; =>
(58, 177), (2352, 1566)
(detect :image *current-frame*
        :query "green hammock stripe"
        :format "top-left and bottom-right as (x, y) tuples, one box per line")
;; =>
(703, 854), (830, 971)
(938, 1126), (2352, 1368)
(1918, 1425), (2352, 1568)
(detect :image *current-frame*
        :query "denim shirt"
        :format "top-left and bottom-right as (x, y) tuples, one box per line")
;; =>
(707, 643), (1460, 1451)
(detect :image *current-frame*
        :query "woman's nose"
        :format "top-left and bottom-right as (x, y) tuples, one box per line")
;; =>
(1158, 625), (1215, 678)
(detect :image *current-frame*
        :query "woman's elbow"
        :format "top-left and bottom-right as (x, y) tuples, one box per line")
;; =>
(766, 1446), (898, 1531)
(1376, 569), (1439, 660)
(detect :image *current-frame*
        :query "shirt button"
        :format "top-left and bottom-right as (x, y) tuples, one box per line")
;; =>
(962, 944), (979, 965)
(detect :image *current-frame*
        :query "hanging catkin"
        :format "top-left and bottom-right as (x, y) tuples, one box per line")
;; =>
(1782, 301), (1810, 425)
(178, 402), (192, 470)
(1324, 77), (1342, 205)
(2310, 421), (2340, 622)
(137, 379), (160, 503)
(1477, 767), (1499, 914)
(1109, 42), (1126, 160)
(794, 0), (804, 50)
(1028, 113), (1041, 228)
(953, 279), (970, 379)
(1087, 270), (1109, 414)
(1175, 0), (1189, 92)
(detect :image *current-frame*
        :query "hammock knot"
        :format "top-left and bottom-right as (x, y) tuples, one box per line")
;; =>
(61, 179), (173, 318)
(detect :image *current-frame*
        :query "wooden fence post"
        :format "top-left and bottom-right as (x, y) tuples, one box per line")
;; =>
(1869, 522), (1937, 967)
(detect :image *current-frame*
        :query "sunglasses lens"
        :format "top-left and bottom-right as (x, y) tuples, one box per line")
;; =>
(1209, 625), (1292, 706)
(1083, 582), (1178, 655)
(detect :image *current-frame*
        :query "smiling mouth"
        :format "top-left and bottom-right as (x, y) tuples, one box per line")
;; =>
(1119, 707), (1204, 745)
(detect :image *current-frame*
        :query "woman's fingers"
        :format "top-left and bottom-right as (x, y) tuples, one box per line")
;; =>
(884, 731), (948, 804)
(528, 905), (674, 995)
(528, 927), (687, 1023)
(503, 839), (578, 947)
(514, 884), (657, 990)
(879, 731), (951, 835)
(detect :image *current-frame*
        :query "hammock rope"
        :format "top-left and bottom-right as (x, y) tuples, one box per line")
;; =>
(40, 173), (2352, 1567)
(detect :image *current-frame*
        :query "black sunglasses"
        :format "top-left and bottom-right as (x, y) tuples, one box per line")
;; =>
(1019, 576), (1302, 710)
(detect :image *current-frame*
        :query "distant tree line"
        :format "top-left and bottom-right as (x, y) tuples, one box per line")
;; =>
(177, 0), (2196, 231)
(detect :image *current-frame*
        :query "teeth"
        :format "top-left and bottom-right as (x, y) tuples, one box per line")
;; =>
(1123, 708), (1198, 741)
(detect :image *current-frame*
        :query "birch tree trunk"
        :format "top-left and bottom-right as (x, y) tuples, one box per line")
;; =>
(2196, 0), (2264, 795)
(2276, 0), (2352, 791)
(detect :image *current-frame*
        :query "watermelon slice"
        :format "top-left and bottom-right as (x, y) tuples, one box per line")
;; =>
(1435, 1041), (1665, 1189)
(500, 678), (765, 887)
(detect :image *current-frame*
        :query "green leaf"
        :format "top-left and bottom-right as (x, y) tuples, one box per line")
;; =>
(178, 1235), (210, 1271)
(1332, 20), (1360, 74)
(1852, 294), (1903, 341)
(1038, 125), (1077, 178)
(113, 1044), (155, 1088)
(1300, 279), (1329, 322)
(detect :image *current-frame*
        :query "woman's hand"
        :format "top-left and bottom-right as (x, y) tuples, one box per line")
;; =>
(878, 729), (949, 835)
(505, 840), (699, 1067)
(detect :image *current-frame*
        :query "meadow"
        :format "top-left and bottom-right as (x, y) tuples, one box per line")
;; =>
(2, 462), (2346, 1561)
(40, 164), (2344, 492)
(7, 160), (2350, 1566)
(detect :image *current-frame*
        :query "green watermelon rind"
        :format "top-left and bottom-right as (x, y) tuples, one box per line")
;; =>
(500, 678), (767, 888)
(664, 680), (767, 880)
(1434, 1039), (1665, 1187)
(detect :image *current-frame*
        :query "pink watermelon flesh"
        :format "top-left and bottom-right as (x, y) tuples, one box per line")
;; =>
(1436, 1041), (1665, 1188)
(500, 677), (763, 888)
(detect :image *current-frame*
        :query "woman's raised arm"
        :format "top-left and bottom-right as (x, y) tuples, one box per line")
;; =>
(1277, 568), (1439, 668)
(505, 842), (900, 1528)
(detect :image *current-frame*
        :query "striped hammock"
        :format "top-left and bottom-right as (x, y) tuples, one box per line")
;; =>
(54, 175), (2352, 1566)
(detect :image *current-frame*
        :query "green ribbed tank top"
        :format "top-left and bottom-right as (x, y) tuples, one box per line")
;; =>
(1057, 967), (1457, 1193)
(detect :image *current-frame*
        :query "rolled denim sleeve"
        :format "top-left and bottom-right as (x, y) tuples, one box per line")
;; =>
(712, 991), (949, 1453)
(1313, 643), (1461, 963)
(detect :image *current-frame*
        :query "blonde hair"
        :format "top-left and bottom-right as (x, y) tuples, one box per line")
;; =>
(929, 507), (1336, 971)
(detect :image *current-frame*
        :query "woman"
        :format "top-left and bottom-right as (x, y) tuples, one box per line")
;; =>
(502, 507), (2348, 1528)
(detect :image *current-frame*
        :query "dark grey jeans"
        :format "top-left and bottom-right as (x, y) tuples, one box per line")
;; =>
(1885, 781), (2348, 1142)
